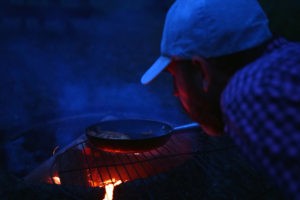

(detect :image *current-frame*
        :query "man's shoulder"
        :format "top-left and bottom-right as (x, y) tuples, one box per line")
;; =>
(259, 37), (300, 69)
(242, 37), (300, 77)
(221, 37), (300, 125)
(222, 37), (300, 102)
(220, 38), (300, 200)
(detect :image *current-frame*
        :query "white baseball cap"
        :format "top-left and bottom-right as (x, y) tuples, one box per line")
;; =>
(141, 0), (272, 84)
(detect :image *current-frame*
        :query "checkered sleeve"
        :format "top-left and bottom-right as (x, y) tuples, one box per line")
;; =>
(221, 38), (300, 199)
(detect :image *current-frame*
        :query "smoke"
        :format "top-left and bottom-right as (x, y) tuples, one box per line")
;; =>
(0, 1), (191, 176)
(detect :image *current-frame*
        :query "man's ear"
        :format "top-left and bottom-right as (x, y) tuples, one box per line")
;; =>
(192, 56), (211, 92)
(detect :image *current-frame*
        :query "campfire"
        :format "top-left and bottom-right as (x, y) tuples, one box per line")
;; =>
(44, 129), (195, 199)
(51, 174), (123, 200)
(22, 121), (276, 200)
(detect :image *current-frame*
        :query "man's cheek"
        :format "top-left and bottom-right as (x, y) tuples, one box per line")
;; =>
(179, 98), (198, 119)
(178, 96), (191, 112)
(201, 125), (223, 136)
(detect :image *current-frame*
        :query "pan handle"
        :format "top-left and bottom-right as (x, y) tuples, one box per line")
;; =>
(172, 122), (200, 132)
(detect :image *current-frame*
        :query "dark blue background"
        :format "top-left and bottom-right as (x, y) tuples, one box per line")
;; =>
(0, 0), (188, 132)
(0, 0), (299, 177)
(0, 0), (192, 176)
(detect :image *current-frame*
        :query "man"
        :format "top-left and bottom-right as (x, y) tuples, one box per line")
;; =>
(141, 0), (300, 199)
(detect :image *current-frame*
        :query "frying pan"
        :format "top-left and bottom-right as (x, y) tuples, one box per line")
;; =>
(85, 119), (200, 153)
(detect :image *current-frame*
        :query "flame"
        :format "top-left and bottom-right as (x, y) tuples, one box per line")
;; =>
(88, 178), (123, 200)
(51, 175), (122, 200)
(52, 176), (61, 185)
(102, 180), (122, 200)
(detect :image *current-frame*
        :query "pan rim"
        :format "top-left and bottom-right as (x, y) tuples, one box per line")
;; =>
(85, 118), (174, 141)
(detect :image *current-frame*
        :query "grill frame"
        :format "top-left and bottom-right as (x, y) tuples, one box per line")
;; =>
(48, 129), (281, 199)
(50, 129), (216, 186)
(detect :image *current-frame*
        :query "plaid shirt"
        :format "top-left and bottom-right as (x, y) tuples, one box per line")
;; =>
(221, 37), (300, 199)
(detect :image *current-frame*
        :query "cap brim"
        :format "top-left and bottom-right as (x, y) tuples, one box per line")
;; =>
(141, 56), (171, 84)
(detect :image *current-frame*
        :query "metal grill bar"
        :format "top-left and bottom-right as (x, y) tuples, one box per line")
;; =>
(52, 130), (203, 187)
(113, 153), (132, 182)
(81, 143), (95, 187)
(47, 128), (280, 199)
(90, 146), (105, 187)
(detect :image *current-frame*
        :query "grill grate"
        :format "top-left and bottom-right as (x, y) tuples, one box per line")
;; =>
(49, 129), (279, 199)
(50, 129), (231, 186)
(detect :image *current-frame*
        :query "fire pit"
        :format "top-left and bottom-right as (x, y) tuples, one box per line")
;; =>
(50, 129), (197, 186)
(49, 129), (198, 199)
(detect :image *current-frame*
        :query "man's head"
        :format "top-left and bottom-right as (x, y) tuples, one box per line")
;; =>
(166, 57), (227, 135)
(141, 0), (272, 135)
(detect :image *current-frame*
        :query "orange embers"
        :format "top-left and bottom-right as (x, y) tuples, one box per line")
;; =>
(51, 132), (194, 199)
(52, 176), (122, 200)
(51, 176), (61, 185)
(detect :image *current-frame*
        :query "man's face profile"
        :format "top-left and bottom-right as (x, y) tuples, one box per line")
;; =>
(167, 60), (224, 136)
